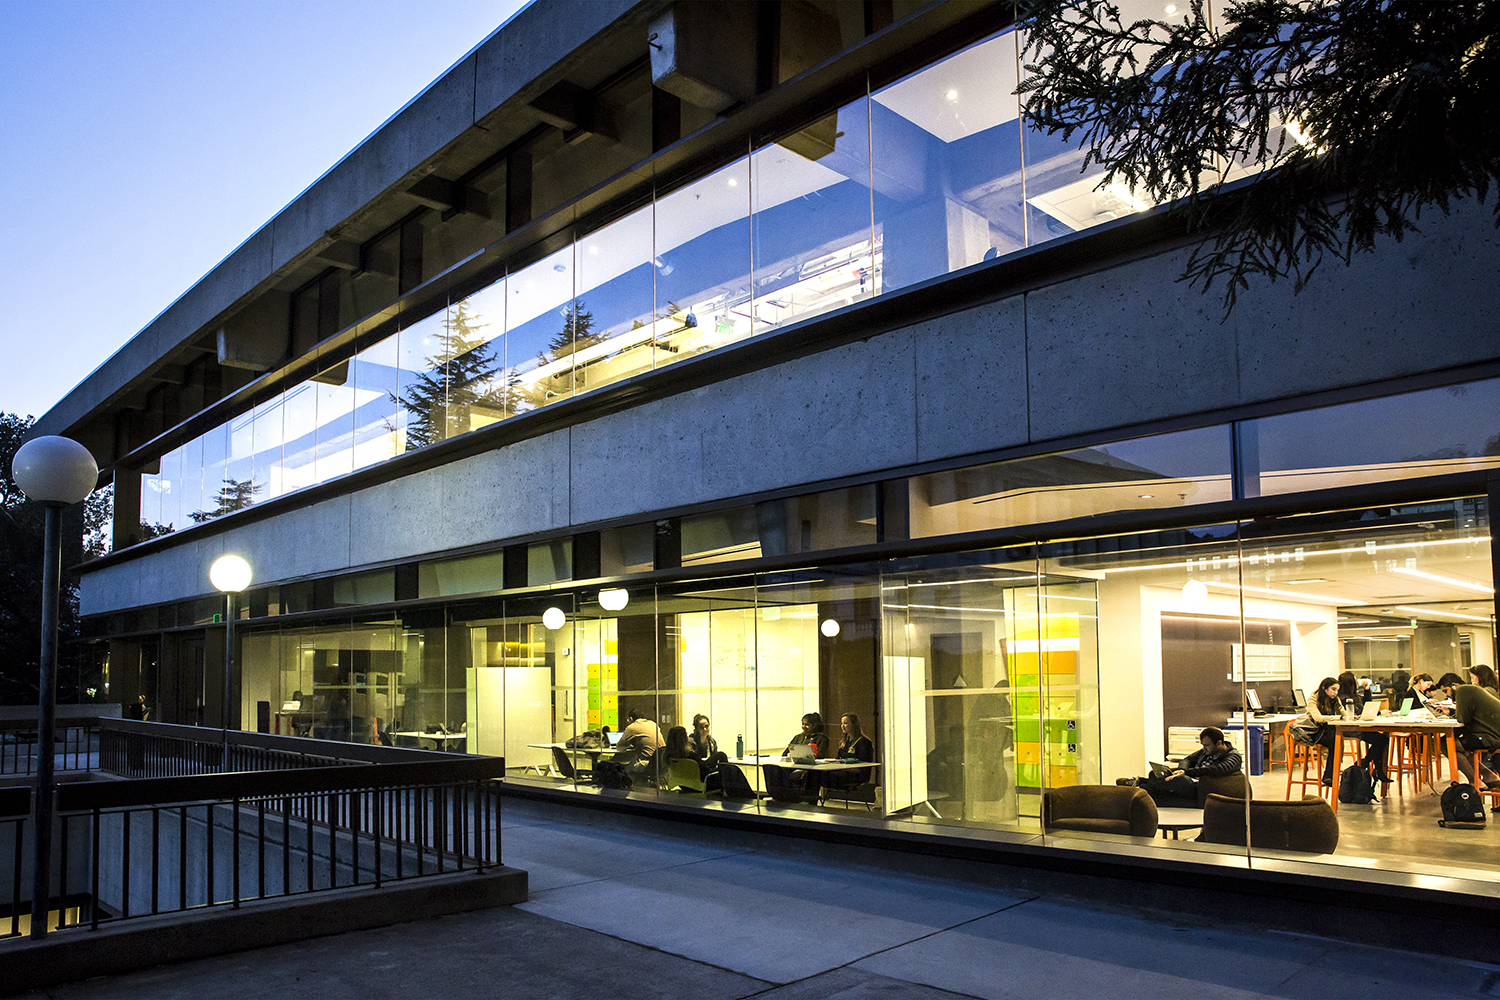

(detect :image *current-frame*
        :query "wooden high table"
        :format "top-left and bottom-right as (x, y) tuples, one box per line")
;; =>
(1327, 717), (1461, 811)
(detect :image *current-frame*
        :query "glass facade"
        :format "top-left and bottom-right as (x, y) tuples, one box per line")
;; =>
(133, 19), (1278, 542)
(211, 491), (1496, 885)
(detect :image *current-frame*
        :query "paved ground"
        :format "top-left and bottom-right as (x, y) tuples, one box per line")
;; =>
(20, 798), (1500, 999)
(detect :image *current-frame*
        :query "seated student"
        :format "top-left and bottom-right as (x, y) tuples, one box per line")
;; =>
(1385, 669), (1413, 714)
(1410, 673), (1437, 707)
(687, 714), (728, 771)
(1291, 676), (1346, 786)
(1339, 670), (1390, 782)
(1471, 664), (1499, 696)
(1118, 727), (1242, 805)
(613, 707), (665, 780)
(824, 713), (875, 791)
(764, 712), (829, 803)
(1437, 673), (1500, 789)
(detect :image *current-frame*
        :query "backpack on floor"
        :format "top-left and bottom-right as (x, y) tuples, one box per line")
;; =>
(593, 760), (633, 790)
(1337, 763), (1376, 804)
(1439, 782), (1487, 828)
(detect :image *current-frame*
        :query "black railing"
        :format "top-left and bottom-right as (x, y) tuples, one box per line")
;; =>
(5, 721), (505, 936)
(0, 787), (26, 937)
(48, 756), (503, 931)
(99, 719), (364, 777)
(0, 720), (98, 775)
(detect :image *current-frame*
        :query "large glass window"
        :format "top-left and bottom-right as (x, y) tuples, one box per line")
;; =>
(753, 97), (876, 330)
(873, 29), (1022, 289)
(653, 158), (753, 366)
(910, 425), (1232, 537)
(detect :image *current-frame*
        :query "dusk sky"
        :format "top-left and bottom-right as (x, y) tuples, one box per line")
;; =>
(0, 0), (529, 422)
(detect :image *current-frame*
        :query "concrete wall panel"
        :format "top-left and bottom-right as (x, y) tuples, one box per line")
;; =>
(440, 429), (571, 549)
(1231, 203), (1500, 403)
(570, 330), (917, 525)
(1024, 248), (1238, 443)
(913, 295), (1029, 464)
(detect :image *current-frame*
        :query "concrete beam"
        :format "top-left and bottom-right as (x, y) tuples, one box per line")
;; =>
(648, 1), (759, 113)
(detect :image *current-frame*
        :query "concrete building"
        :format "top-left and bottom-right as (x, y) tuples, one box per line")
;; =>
(37, 0), (1500, 905)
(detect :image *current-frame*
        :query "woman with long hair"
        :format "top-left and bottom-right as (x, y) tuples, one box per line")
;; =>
(828, 713), (875, 789)
(1300, 676), (1343, 786)
(1470, 664), (1499, 694)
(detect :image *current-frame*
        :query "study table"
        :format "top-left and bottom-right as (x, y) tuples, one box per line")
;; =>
(1327, 717), (1461, 811)
(526, 741), (615, 776)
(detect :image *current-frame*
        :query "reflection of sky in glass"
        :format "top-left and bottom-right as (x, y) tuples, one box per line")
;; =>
(1254, 379), (1500, 469)
(1083, 425), (1231, 478)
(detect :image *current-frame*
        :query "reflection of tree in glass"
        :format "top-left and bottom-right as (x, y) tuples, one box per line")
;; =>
(83, 484), (112, 559)
(392, 301), (506, 449)
(541, 302), (603, 362)
(189, 478), (262, 523)
(138, 521), (173, 541)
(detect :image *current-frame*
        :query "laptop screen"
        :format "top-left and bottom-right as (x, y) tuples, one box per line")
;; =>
(1291, 688), (1306, 708)
(607, 731), (623, 745)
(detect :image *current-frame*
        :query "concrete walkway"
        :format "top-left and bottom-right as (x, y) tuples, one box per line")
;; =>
(21, 797), (1500, 999)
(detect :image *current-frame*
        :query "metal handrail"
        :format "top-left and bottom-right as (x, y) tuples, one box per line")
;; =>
(59, 756), (505, 811)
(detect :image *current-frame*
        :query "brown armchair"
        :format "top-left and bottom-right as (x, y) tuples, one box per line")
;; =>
(1197, 794), (1339, 854)
(1044, 785), (1158, 838)
(1196, 772), (1252, 807)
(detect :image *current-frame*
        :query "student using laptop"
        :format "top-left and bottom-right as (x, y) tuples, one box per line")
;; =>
(1339, 671), (1390, 783)
(1118, 727), (1242, 806)
(764, 712), (830, 803)
(1437, 673), (1500, 789)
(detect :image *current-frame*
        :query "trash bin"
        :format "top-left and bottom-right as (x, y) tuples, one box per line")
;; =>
(1223, 723), (1266, 776)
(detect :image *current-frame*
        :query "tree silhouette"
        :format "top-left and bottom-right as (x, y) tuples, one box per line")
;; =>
(1017, 0), (1500, 313)
(393, 301), (506, 449)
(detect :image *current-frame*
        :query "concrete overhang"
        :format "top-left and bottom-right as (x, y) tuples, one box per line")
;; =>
(31, 0), (660, 451)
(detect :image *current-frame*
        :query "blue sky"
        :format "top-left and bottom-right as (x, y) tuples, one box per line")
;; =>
(0, 0), (529, 421)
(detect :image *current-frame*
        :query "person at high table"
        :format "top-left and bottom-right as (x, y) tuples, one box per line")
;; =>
(1291, 677), (1344, 787)
(763, 712), (831, 804)
(1338, 670), (1391, 783)
(1435, 673), (1500, 790)
(1117, 727), (1242, 806)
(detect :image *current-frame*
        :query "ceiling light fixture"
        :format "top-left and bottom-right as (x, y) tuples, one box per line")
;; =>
(1394, 605), (1493, 622)
(1390, 566), (1495, 594)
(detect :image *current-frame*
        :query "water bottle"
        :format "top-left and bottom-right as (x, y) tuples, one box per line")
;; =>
(736, 734), (744, 758)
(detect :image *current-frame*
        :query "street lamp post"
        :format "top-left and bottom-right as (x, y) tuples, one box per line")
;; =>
(209, 555), (252, 770)
(12, 436), (97, 939)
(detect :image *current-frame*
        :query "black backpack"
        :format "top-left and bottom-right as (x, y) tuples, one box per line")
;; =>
(1337, 763), (1376, 804)
(1440, 782), (1487, 828)
(593, 760), (633, 790)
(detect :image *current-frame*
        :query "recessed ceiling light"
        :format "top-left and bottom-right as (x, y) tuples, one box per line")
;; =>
(727, 178), (738, 187)
(1138, 494), (1154, 499)
(946, 89), (958, 101)
(1284, 578), (1330, 585)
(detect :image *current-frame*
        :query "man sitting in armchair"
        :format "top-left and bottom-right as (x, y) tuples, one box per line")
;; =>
(1118, 727), (1243, 806)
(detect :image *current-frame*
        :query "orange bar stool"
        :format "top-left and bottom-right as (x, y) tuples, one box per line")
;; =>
(1286, 729), (1331, 802)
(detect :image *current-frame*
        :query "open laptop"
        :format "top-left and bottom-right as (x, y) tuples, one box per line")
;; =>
(1399, 697), (1417, 717)
(1291, 688), (1306, 709)
(606, 730), (623, 745)
(1359, 701), (1381, 721)
(787, 743), (815, 762)
(1148, 761), (1174, 778)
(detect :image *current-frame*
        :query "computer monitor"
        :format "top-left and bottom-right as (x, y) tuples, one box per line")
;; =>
(1245, 689), (1263, 712)
(1291, 687), (1306, 709)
